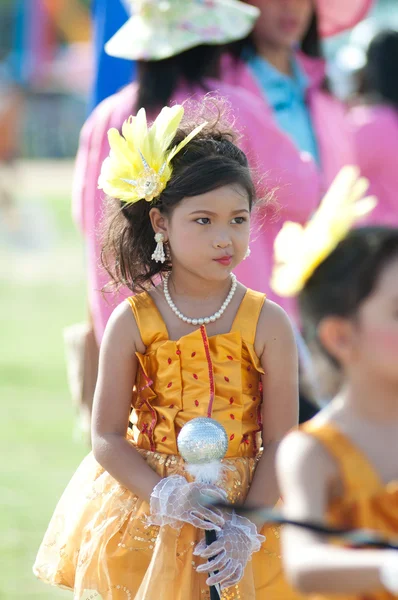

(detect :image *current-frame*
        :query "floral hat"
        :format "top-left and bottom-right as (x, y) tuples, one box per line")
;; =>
(105, 0), (260, 61)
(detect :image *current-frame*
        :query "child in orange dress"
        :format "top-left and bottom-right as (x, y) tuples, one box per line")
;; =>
(33, 103), (299, 599)
(272, 172), (398, 598)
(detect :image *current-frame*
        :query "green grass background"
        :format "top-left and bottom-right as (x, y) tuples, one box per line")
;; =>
(1, 176), (87, 598)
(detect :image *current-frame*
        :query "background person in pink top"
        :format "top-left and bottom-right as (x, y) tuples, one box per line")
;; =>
(223, 0), (373, 325)
(348, 29), (398, 227)
(73, 0), (372, 347)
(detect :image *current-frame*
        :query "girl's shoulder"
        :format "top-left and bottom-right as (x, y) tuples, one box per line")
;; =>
(255, 299), (296, 355)
(277, 419), (340, 492)
(103, 296), (146, 355)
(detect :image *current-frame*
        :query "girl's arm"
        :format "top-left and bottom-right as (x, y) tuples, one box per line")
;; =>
(277, 431), (388, 595)
(244, 301), (299, 516)
(91, 301), (161, 502)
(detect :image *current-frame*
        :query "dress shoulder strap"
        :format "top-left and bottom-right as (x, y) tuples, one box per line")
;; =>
(302, 421), (382, 496)
(127, 292), (168, 348)
(231, 289), (266, 345)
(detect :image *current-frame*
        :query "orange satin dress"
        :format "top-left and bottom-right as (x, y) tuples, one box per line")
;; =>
(302, 421), (398, 600)
(33, 289), (298, 600)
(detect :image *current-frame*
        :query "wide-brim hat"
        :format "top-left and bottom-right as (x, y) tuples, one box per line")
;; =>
(317, 0), (374, 37)
(105, 0), (260, 61)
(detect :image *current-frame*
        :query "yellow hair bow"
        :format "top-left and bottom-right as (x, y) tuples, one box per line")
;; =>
(271, 166), (377, 297)
(98, 104), (206, 204)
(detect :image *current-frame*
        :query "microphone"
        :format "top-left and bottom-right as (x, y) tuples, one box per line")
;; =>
(177, 417), (229, 600)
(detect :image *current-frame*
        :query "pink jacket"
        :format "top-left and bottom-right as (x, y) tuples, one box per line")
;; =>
(348, 104), (398, 227)
(73, 55), (352, 344)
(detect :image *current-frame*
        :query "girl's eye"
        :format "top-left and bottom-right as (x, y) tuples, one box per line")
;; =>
(196, 217), (211, 225)
(231, 216), (247, 224)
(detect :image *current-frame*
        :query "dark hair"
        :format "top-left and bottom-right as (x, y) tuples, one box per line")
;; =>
(362, 30), (398, 110)
(101, 110), (256, 293)
(135, 45), (222, 112)
(228, 11), (323, 62)
(299, 227), (398, 357)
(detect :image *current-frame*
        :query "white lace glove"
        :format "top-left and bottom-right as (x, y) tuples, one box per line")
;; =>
(380, 550), (398, 593)
(148, 475), (227, 531)
(194, 510), (265, 589)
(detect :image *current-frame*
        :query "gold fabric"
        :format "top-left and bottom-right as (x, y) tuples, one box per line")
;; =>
(33, 289), (301, 599)
(302, 421), (398, 600)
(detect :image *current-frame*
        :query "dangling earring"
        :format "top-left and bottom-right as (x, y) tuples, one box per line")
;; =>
(151, 232), (166, 263)
(244, 247), (251, 260)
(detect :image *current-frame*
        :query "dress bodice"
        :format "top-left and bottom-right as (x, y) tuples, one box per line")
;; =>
(127, 289), (266, 458)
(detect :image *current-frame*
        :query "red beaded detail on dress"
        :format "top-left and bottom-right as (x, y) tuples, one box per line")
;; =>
(199, 325), (215, 418)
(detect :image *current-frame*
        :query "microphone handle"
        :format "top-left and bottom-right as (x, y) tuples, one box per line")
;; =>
(205, 529), (221, 600)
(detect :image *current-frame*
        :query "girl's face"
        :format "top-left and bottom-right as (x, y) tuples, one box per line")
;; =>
(164, 184), (251, 282)
(344, 257), (398, 384)
(247, 0), (314, 51)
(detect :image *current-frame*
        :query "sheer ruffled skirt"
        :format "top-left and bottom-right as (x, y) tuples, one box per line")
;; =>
(33, 448), (300, 600)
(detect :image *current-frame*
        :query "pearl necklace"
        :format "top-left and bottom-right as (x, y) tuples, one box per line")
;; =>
(163, 273), (238, 326)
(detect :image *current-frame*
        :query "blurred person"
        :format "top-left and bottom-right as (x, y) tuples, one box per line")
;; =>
(272, 169), (398, 599)
(34, 101), (299, 600)
(225, 0), (372, 172)
(348, 29), (398, 227)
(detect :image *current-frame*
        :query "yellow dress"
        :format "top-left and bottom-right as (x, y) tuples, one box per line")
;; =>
(302, 421), (398, 600)
(33, 289), (298, 600)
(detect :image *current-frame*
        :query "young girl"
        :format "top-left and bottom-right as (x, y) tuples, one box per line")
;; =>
(272, 175), (398, 597)
(34, 104), (298, 599)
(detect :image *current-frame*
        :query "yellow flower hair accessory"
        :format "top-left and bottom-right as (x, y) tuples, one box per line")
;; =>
(98, 104), (207, 204)
(271, 166), (377, 297)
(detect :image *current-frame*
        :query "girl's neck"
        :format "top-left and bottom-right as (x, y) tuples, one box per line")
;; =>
(338, 376), (398, 423)
(166, 267), (233, 303)
(255, 42), (293, 76)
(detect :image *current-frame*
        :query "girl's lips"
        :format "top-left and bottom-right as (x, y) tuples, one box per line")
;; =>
(214, 256), (233, 266)
(279, 17), (301, 33)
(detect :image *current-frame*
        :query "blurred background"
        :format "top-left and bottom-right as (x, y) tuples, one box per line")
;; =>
(0, 0), (397, 598)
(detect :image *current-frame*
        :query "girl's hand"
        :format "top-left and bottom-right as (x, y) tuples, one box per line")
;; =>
(194, 511), (265, 589)
(148, 475), (227, 531)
